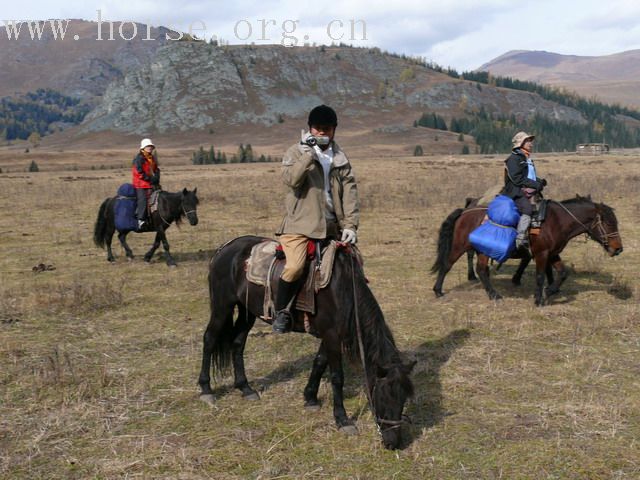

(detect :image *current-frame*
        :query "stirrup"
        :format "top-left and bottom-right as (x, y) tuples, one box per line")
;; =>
(272, 309), (292, 334)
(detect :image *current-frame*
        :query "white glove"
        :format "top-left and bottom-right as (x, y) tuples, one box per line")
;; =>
(298, 130), (315, 155)
(341, 228), (357, 244)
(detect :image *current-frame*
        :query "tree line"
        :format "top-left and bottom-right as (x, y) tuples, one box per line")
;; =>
(0, 89), (90, 141)
(191, 144), (278, 164)
(415, 105), (640, 153)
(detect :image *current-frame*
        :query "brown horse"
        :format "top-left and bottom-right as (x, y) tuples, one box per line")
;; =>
(431, 195), (623, 305)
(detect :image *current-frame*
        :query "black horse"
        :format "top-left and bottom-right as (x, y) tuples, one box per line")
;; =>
(432, 195), (623, 305)
(198, 235), (415, 450)
(94, 188), (199, 266)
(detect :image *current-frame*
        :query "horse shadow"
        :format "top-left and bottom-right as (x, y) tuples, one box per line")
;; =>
(401, 328), (471, 448)
(206, 347), (317, 399)
(488, 265), (618, 304)
(167, 249), (219, 263)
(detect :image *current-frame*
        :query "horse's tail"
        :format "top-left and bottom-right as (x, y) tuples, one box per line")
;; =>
(93, 198), (110, 249)
(206, 237), (261, 377)
(430, 208), (464, 275)
(207, 267), (235, 377)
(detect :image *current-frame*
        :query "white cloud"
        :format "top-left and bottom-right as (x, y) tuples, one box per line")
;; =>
(3, 0), (640, 69)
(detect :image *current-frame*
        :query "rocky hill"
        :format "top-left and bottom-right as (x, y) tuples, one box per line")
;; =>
(479, 50), (640, 108)
(82, 42), (587, 135)
(0, 19), (174, 103)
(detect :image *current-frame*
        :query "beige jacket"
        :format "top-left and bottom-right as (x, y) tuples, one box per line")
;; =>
(276, 141), (359, 239)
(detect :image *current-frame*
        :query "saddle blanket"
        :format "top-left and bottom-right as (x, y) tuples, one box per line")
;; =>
(245, 240), (345, 317)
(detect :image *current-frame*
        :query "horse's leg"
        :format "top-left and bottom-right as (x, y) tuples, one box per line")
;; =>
(117, 231), (134, 260)
(231, 304), (259, 400)
(156, 226), (176, 267)
(143, 232), (162, 263)
(533, 252), (550, 306)
(511, 250), (532, 286)
(545, 254), (568, 297)
(467, 251), (477, 282)
(433, 244), (470, 297)
(303, 341), (328, 410)
(324, 339), (356, 433)
(476, 254), (502, 300)
(105, 224), (116, 262)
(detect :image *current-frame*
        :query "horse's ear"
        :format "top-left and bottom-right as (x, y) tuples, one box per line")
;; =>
(182, 187), (188, 196)
(193, 187), (197, 195)
(377, 365), (388, 378)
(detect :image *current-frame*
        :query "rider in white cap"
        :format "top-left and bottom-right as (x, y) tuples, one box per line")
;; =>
(131, 138), (160, 229)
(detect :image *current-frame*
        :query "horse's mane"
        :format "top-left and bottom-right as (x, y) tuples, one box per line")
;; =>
(159, 190), (198, 226)
(558, 195), (616, 223)
(341, 253), (402, 369)
(559, 195), (593, 205)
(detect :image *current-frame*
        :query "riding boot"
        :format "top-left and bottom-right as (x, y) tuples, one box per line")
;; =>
(272, 278), (299, 334)
(516, 214), (532, 249)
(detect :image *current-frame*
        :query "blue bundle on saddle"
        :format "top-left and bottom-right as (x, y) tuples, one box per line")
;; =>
(114, 183), (139, 232)
(469, 195), (520, 263)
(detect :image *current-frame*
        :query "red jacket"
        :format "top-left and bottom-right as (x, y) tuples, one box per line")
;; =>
(132, 151), (159, 189)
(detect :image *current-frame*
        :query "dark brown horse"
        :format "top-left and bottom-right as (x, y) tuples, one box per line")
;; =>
(198, 235), (415, 449)
(431, 195), (623, 305)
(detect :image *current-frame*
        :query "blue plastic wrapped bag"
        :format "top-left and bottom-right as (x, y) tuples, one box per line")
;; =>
(487, 195), (520, 227)
(114, 183), (139, 232)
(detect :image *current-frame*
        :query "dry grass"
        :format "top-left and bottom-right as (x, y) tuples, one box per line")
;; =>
(1, 151), (639, 479)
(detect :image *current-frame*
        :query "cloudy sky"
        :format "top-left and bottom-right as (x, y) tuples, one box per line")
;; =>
(3, 0), (640, 70)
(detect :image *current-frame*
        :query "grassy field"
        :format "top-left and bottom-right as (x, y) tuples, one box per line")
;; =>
(1, 150), (639, 479)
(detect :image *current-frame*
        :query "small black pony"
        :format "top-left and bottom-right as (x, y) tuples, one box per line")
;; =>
(198, 235), (415, 450)
(94, 188), (199, 266)
(432, 195), (623, 305)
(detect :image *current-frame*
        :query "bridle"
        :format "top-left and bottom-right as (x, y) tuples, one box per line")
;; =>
(554, 201), (619, 249)
(350, 252), (410, 437)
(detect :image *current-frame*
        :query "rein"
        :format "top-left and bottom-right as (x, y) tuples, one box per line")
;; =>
(553, 201), (618, 247)
(349, 253), (409, 435)
(157, 195), (196, 226)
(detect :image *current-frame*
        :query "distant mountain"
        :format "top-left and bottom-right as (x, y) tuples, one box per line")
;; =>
(3, 25), (640, 153)
(479, 50), (640, 108)
(0, 19), (175, 103)
(82, 43), (586, 135)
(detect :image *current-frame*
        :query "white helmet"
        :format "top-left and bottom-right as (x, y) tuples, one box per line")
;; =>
(140, 138), (155, 150)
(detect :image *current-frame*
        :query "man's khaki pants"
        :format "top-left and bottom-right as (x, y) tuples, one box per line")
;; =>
(279, 234), (309, 282)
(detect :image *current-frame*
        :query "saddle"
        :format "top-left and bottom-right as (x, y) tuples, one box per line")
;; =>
(245, 239), (360, 322)
(530, 199), (549, 233)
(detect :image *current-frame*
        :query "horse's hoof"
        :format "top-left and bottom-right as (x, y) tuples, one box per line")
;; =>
(512, 279), (522, 286)
(490, 294), (503, 301)
(168, 263), (177, 268)
(304, 401), (321, 411)
(127, 257), (134, 262)
(433, 290), (444, 298)
(468, 277), (478, 283)
(242, 392), (260, 401)
(545, 287), (559, 297)
(338, 424), (358, 436)
(199, 394), (215, 406)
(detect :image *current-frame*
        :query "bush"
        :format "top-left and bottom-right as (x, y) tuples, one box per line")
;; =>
(413, 145), (424, 156)
(462, 145), (470, 155)
(28, 160), (39, 172)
